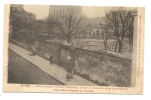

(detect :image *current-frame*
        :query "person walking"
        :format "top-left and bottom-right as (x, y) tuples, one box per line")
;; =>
(69, 65), (74, 78)
(66, 65), (71, 81)
(49, 54), (53, 64)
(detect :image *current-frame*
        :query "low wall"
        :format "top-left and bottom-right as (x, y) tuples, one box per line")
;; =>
(45, 41), (60, 65)
(11, 39), (132, 87)
(31, 40), (60, 65)
(75, 48), (132, 87)
(11, 39), (31, 51)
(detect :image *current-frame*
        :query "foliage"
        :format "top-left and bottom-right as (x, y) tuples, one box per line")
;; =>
(105, 7), (134, 53)
(10, 4), (36, 44)
(100, 18), (110, 50)
(47, 6), (83, 43)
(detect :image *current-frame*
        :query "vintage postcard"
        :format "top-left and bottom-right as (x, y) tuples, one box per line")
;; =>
(3, 4), (144, 94)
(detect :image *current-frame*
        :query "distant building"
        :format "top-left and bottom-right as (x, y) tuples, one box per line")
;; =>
(86, 22), (105, 39)
(86, 18), (114, 39)
(48, 5), (82, 19)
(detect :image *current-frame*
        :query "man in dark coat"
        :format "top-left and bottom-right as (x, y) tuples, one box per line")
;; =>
(49, 54), (53, 64)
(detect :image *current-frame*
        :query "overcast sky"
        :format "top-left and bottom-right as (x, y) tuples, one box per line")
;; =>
(24, 5), (108, 19)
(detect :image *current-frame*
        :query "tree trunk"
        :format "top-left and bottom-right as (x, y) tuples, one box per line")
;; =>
(104, 38), (107, 50)
(105, 43), (107, 50)
(129, 38), (131, 52)
(103, 40), (106, 50)
(67, 33), (71, 43)
(105, 33), (108, 50)
(118, 41), (123, 53)
(129, 38), (132, 52)
(114, 40), (118, 52)
(67, 38), (70, 43)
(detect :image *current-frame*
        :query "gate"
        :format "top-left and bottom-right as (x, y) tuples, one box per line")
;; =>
(59, 45), (76, 71)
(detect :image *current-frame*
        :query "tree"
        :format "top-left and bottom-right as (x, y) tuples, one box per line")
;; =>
(100, 18), (110, 50)
(10, 4), (36, 44)
(86, 23), (93, 36)
(128, 21), (134, 52)
(49, 6), (83, 43)
(45, 18), (56, 39)
(105, 7), (134, 53)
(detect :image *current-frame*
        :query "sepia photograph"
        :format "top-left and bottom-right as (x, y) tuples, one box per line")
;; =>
(3, 4), (144, 94)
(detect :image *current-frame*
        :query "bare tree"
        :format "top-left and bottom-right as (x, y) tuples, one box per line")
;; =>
(45, 18), (56, 39)
(50, 6), (83, 43)
(100, 18), (110, 50)
(105, 7), (134, 53)
(86, 23), (93, 36)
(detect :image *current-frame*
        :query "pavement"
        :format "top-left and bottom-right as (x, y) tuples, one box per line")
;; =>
(8, 50), (64, 85)
(9, 43), (98, 86)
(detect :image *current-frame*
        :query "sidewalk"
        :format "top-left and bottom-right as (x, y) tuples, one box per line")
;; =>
(9, 43), (98, 86)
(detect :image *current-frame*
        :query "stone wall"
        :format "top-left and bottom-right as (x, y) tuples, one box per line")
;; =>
(75, 48), (132, 87)
(11, 39), (132, 87)
(35, 40), (75, 68)
(44, 41), (60, 65)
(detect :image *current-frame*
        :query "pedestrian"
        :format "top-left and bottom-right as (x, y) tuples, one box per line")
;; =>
(69, 66), (71, 74)
(66, 72), (70, 81)
(49, 54), (53, 64)
(66, 65), (71, 81)
(69, 65), (74, 78)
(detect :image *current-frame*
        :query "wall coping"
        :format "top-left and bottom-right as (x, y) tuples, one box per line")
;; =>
(45, 39), (132, 61)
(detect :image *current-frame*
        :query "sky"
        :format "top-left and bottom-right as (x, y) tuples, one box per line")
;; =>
(24, 5), (50, 19)
(82, 6), (107, 18)
(24, 5), (107, 19)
